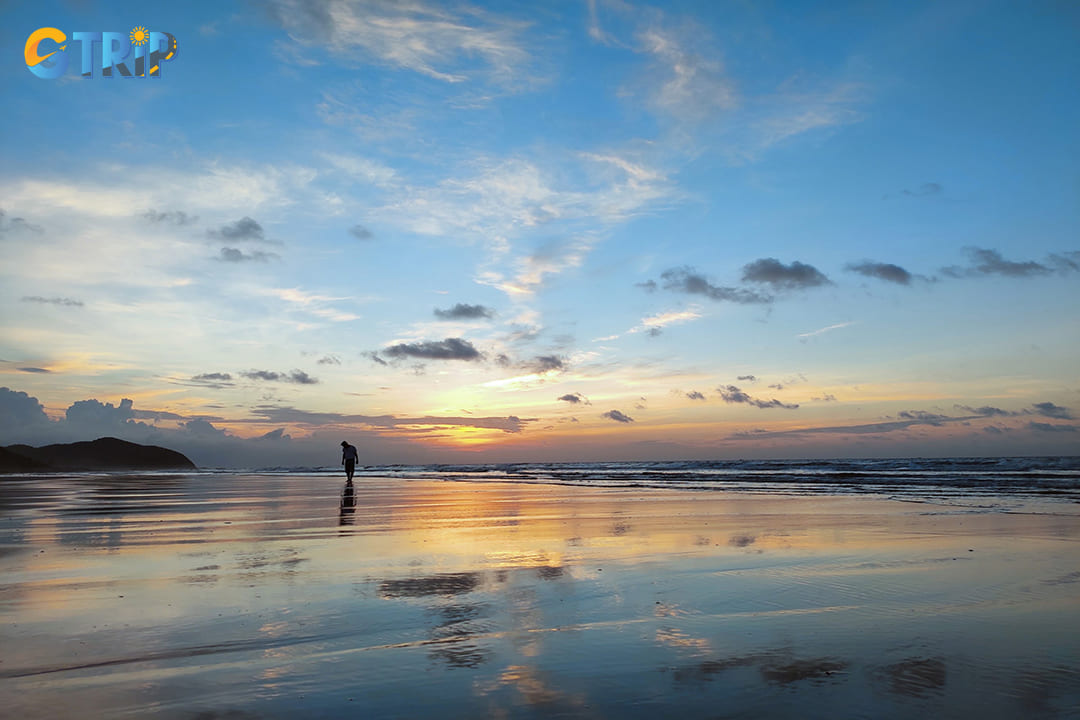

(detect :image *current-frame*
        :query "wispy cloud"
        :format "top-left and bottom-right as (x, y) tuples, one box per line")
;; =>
(267, 0), (533, 87)
(797, 321), (855, 340)
(21, 296), (83, 307)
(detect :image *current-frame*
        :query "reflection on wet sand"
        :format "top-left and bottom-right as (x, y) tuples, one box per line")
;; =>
(1, 474), (1078, 719)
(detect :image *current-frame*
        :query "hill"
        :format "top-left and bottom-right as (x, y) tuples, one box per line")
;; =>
(0, 437), (197, 472)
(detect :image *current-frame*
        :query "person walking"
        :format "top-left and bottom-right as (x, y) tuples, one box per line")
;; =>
(341, 440), (358, 482)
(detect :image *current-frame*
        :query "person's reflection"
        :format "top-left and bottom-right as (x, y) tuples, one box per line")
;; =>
(339, 479), (356, 526)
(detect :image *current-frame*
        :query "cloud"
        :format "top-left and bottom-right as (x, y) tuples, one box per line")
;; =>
(349, 224), (373, 240)
(527, 355), (566, 373)
(602, 409), (634, 423)
(209, 216), (266, 242)
(845, 261), (913, 285)
(636, 24), (737, 124)
(737, 375), (757, 382)
(741, 258), (830, 290)
(629, 307), (703, 334)
(248, 405), (535, 433)
(941, 248), (1053, 279)
(901, 182), (942, 197)
(381, 338), (482, 361)
(266, 0), (532, 86)
(141, 209), (198, 225)
(17, 367), (51, 374)
(189, 372), (235, 389)
(21, 296), (84, 307)
(434, 303), (495, 320)
(240, 370), (320, 384)
(0, 209), (44, 234)
(218, 247), (279, 263)
(1028, 422), (1077, 433)
(0, 387), (51, 430)
(660, 267), (771, 304)
(66, 397), (135, 425)
(797, 321), (854, 341)
(317, 355), (341, 365)
(717, 385), (799, 410)
(954, 404), (1019, 417)
(1032, 402), (1073, 420)
(897, 410), (948, 425)
(557, 392), (589, 405)
(686, 391), (706, 401)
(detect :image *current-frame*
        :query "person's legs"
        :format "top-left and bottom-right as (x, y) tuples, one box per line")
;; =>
(345, 458), (356, 482)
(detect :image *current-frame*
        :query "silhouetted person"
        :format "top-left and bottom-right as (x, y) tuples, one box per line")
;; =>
(341, 440), (358, 482)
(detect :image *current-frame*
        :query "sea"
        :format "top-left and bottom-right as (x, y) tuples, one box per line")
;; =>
(250, 455), (1080, 505)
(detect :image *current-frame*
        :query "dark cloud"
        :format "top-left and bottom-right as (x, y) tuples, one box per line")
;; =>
(364, 351), (389, 366)
(434, 303), (495, 320)
(17, 367), (51, 374)
(741, 258), (830, 290)
(66, 398), (135, 425)
(528, 355), (566, 373)
(737, 375), (757, 382)
(941, 248), (1053, 279)
(141, 209), (197, 225)
(0, 387), (51, 430)
(686, 391), (706, 401)
(897, 410), (948, 425)
(602, 409), (634, 423)
(901, 182), (942, 197)
(381, 338), (482, 361)
(717, 385), (799, 410)
(349, 224), (373, 240)
(248, 405), (535, 433)
(21, 296), (84, 307)
(845, 261), (913, 285)
(0, 209), (44, 234)
(661, 267), (772, 304)
(813, 394), (838, 402)
(1032, 402), (1073, 420)
(954, 404), (1019, 417)
(240, 370), (319, 384)
(558, 393), (589, 405)
(317, 355), (341, 365)
(218, 247), (278, 262)
(190, 372), (235, 388)
(1028, 422), (1077, 433)
(1049, 251), (1080, 273)
(210, 216), (265, 242)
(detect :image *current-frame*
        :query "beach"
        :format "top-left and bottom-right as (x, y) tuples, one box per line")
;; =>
(1, 472), (1078, 719)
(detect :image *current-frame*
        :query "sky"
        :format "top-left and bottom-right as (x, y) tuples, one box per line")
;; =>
(1, 0), (1078, 467)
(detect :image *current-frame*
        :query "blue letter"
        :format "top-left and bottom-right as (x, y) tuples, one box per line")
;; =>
(102, 32), (132, 78)
(148, 32), (177, 77)
(72, 32), (101, 78)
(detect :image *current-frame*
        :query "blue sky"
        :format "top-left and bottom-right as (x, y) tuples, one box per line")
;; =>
(1, 0), (1077, 466)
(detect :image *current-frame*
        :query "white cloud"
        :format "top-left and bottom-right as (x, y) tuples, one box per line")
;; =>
(269, 0), (532, 86)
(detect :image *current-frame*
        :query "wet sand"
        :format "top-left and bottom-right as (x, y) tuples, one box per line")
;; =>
(1, 473), (1078, 719)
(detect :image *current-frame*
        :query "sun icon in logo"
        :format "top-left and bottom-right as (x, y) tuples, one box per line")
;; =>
(130, 26), (148, 46)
